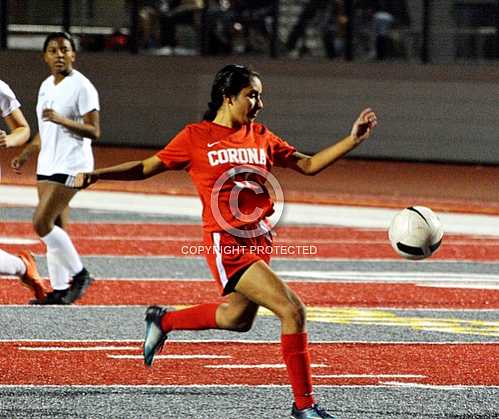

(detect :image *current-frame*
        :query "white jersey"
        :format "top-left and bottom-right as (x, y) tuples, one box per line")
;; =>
(0, 79), (21, 118)
(36, 69), (100, 176)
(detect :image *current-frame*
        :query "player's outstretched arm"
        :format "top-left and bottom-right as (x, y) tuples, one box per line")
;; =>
(75, 155), (167, 189)
(289, 108), (377, 176)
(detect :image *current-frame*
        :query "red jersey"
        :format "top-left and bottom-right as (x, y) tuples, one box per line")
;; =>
(156, 120), (296, 233)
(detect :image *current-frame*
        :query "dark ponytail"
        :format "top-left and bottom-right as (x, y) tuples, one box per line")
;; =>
(203, 64), (260, 121)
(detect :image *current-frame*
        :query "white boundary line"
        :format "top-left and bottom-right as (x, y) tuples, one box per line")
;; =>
(1, 303), (498, 312)
(0, 384), (496, 390)
(0, 338), (498, 344)
(5, 184), (499, 235)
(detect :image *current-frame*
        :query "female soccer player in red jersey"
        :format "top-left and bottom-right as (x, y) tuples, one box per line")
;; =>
(76, 64), (377, 419)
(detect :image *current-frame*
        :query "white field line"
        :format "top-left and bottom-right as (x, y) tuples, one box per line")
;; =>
(0, 237), (38, 245)
(2, 339), (497, 344)
(376, 382), (494, 390)
(18, 346), (140, 351)
(4, 185), (499, 236)
(276, 270), (499, 282)
(276, 270), (499, 290)
(204, 364), (327, 369)
(109, 354), (231, 360)
(1, 303), (498, 312)
(4, 271), (499, 285)
(313, 374), (426, 379)
(0, 383), (497, 390)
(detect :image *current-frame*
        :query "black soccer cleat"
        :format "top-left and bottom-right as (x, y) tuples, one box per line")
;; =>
(143, 305), (168, 367)
(291, 403), (337, 419)
(65, 267), (94, 303)
(30, 289), (70, 305)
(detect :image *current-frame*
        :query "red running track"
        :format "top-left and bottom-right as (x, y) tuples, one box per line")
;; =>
(1, 278), (498, 309)
(1, 341), (497, 386)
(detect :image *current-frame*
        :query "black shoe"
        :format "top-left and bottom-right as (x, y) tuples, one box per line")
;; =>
(65, 268), (94, 303)
(291, 403), (337, 419)
(143, 305), (168, 367)
(30, 289), (70, 305)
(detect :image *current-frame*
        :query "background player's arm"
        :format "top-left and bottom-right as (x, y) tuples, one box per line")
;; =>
(75, 155), (167, 188)
(0, 108), (30, 148)
(287, 108), (377, 176)
(42, 108), (100, 140)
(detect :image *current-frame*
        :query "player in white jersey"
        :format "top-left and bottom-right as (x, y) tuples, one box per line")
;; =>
(0, 80), (30, 148)
(12, 32), (99, 304)
(0, 79), (49, 302)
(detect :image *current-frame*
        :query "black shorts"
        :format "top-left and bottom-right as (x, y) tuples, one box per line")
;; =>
(37, 174), (77, 188)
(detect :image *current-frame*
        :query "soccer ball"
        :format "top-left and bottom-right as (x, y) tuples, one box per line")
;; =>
(388, 206), (443, 260)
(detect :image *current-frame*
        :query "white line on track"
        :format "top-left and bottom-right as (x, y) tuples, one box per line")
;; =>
(1, 304), (498, 312)
(376, 382), (495, 390)
(277, 271), (499, 282)
(313, 374), (426, 379)
(276, 270), (499, 289)
(109, 354), (231, 359)
(0, 384), (497, 390)
(0, 237), (38, 245)
(1, 339), (498, 344)
(4, 272), (499, 289)
(5, 184), (499, 235)
(18, 346), (140, 351)
(204, 364), (327, 369)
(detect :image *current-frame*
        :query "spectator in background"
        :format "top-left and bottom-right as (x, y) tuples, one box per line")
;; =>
(203, 0), (234, 55)
(137, 0), (163, 49)
(158, 0), (204, 54)
(355, 0), (410, 60)
(203, 0), (278, 56)
(231, 0), (277, 54)
(286, 0), (347, 59)
(373, 3), (394, 60)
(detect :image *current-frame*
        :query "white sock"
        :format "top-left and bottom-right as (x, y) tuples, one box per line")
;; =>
(46, 250), (71, 290)
(41, 226), (84, 276)
(0, 249), (26, 276)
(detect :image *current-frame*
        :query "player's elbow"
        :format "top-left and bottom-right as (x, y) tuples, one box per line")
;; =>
(18, 126), (31, 145)
(298, 157), (319, 176)
(88, 127), (101, 141)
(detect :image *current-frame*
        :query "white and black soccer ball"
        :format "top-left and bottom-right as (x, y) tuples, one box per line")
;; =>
(388, 206), (444, 260)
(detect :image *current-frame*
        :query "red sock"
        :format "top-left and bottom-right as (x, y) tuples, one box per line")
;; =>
(281, 332), (315, 410)
(161, 303), (219, 332)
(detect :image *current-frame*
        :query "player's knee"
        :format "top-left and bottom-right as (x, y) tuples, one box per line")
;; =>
(219, 308), (256, 333)
(281, 300), (306, 329)
(32, 213), (52, 237)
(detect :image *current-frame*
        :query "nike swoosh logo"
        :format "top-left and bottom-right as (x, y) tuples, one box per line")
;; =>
(207, 141), (221, 148)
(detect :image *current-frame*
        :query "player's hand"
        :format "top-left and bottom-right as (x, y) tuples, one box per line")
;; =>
(75, 172), (98, 189)
(351, 108), (377, 144)
(11, 154), (28, 174)
(42, 108), (64, 124)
